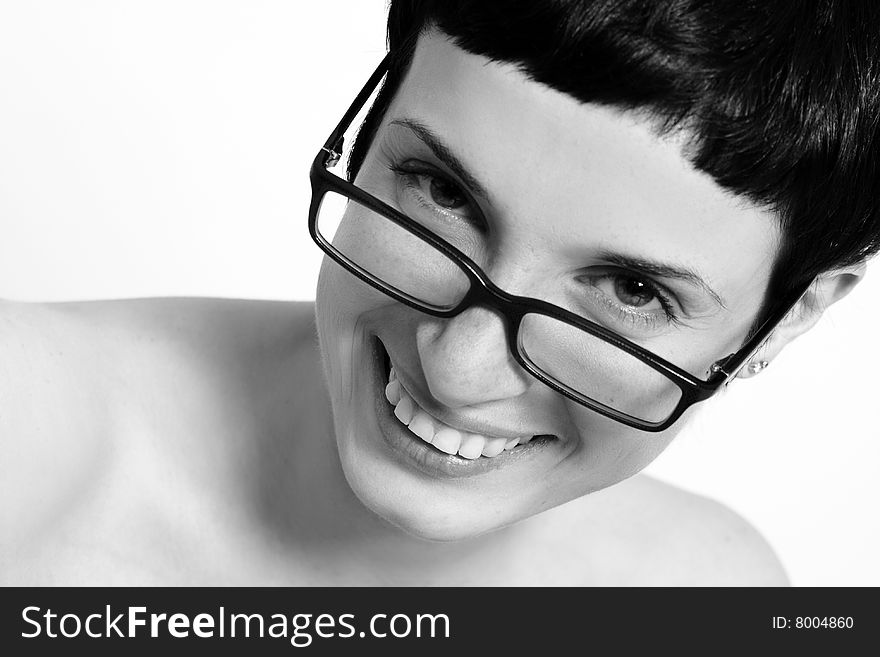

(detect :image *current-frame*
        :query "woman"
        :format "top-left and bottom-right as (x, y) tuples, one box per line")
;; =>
(2, 1), (878, 585)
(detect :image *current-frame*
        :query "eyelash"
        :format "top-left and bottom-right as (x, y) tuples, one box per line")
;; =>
(387, 159), (681, 333)
(387, 161), (482, 226)
(580, 272), (681, 332)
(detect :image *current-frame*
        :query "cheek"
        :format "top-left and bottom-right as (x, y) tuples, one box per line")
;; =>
(315, 257), (404, 396)
(561, 402), (681, 489)
(315, 260), (376, 398)
(316, 254), (391, 328)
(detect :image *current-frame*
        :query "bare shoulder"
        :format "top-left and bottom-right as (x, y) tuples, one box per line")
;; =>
(548, 474), (789, 586)
(0, 296), (317, 568)
(0, 295), (319, 432)
(0, 295), (317, 399)
(0, 298), (113, 542)
(44, 296), (319, 384)
(610, 475), (789, 586)
(41, 296), (317, 351)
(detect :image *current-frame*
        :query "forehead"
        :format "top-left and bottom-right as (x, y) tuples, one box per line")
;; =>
(381, 31), (780, 305)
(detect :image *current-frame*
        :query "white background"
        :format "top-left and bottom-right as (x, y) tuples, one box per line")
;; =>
(1, 1), (877, 586)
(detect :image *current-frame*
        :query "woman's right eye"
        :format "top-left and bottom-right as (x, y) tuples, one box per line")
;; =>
(389, 162), (482, 230)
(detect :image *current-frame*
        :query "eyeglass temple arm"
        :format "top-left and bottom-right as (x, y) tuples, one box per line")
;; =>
(706, 279), (813, 382)
(320, 53), (394, 167)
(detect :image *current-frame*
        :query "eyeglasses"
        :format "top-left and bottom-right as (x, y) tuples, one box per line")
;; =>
(308, 53), (812, 432)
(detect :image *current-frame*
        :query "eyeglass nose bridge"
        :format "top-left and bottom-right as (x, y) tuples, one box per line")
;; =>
(447, 266), (534, 334)
(449, 274), (578, 386)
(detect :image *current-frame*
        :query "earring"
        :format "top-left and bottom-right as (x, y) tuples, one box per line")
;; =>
(747, 360), (769, 374)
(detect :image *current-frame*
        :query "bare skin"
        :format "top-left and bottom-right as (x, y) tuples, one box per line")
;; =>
(0, 297), (787, 586)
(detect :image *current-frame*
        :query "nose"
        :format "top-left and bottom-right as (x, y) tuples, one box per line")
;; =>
(415, 304), (533, 408)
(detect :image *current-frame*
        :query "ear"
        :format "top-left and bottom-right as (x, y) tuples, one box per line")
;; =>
(736, 262), (866, 379)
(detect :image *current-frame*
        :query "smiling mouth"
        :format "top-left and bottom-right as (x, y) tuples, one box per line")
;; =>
(375, 338), (556, 462)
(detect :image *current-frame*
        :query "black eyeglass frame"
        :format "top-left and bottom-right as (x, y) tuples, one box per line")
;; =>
(308, 53), (812, 432)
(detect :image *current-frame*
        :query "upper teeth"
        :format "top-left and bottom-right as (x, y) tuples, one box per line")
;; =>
(384, 366), (534, 459)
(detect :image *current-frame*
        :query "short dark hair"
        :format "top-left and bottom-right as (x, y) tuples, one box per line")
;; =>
(349, 0), (880, 307)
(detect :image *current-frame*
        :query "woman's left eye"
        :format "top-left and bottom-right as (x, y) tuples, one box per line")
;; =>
(577, 270), (679, 331)
(609, 276), (662, 309)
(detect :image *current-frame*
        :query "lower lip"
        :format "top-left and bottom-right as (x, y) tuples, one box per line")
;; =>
(370, 338), (558, 479)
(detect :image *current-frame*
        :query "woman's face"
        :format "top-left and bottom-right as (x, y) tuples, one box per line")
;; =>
(315, 31), (779, 541)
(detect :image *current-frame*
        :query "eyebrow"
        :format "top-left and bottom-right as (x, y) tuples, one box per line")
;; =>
(598, 250), (727, 309)
(388, 118), (490, 198)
